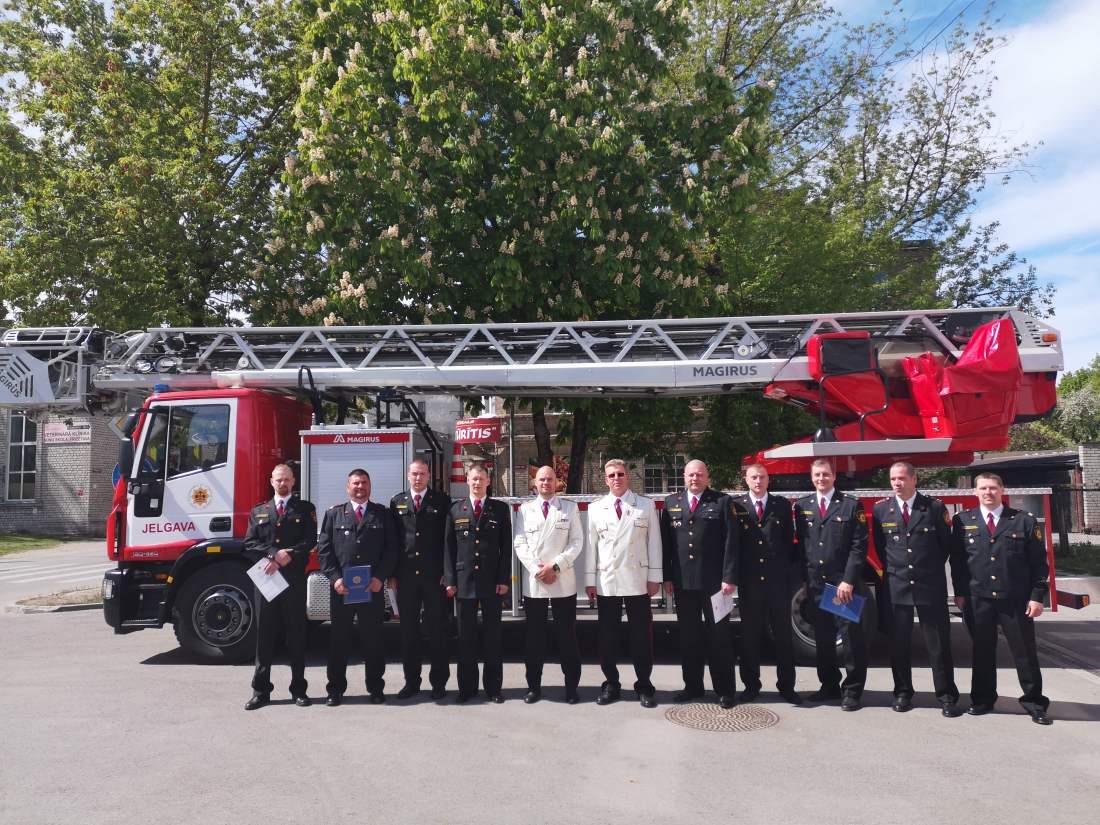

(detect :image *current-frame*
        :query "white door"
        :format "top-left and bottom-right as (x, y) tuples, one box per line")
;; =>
(127, 399), (237, 553)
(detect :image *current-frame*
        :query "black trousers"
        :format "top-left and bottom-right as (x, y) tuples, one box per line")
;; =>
(596, 593), (655, 696)
(326, 587), (385, 697)
(676, 588), (736, 697)
(889, 600), (958, 702)
(524, 595), (581, 690)
(971, 596), (1048, 712)
(395, 574), (451, 691)
(456, 596), (503, 696)
(251, 571), (308, 697)
(738, 581), (796, 693)
(810, 587), (867, 697)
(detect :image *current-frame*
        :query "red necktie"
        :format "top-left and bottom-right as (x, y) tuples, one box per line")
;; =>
(690, 496), (698, 513)
(542, 500), (549, 519)
(355, 504), (363, 522)
(820, 497), (827, 518)
(756, 500), (763, 520)
(902, 502), (909, 525)
(414, 494), (421, 512)
(615, 498), (622, 519)
(277, 500), (285, 517)
(987, 513), (995, 533)
(474, 500), (482, 522)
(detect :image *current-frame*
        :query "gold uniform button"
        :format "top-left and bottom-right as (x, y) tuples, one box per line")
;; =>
(415, 552), (419, 556)
(416, 571), (420, 575)
(760, 559), (764, 563)
(991, 557), (995, 561)
(476, 553), (480, 557)
(819, 560), (824, 565)
(759, 541), (763, 545)
(476, 540), (480, 544)
(475, 566), (479, 570)
(689, 555), (694, 560)
(689, 532), (693, 536)
(908, 549), (912, 553)
(819, 542), (824, 546)
(993, 591), (997, 596)
(630, 554), (634, 557)
(416, 532), (420, 537)
(689, 544), (693, 548)
(910, 581), (915, 585)
(909, 565), (913, 569)
(760, 576), (765, 581)
(991, 576), (996, 580)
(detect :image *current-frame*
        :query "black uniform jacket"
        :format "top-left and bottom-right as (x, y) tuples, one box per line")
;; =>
(659, 488), (738, 592)
(951, 506), (1049, 603)
(389, 487), (452, 582)
(795, 490), (868, 590)
(317, 500), (399, 585)
(871, 493), (953, 606)
(243, 496), (317, 573)
(444, 497), (512, 599)
(732, 493), (797, 590)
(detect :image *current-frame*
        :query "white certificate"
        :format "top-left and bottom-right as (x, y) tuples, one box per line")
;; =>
(710, 590), (733, 622)
(247, 559), (289, 602)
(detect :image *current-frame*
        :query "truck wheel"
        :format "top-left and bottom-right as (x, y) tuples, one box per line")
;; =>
(173, 563), (257, 664)
(789, 582), (878, 666)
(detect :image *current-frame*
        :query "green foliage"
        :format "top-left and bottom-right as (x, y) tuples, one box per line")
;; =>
(1005, 422), (1069, 452)
(275, 0), (771, 327)
(0, 0), (305, 329)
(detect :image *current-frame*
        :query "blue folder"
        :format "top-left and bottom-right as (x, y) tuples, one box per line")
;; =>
(819, 583), (865, 622)
(343, 565), (372, 604)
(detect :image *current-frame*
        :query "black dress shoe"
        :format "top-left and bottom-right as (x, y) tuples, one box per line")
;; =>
(245, 693), (269, 711)
(488, 693), (505, 704)
(293, 695), (312, 707)
(326, 694), (342, 707)
(967, 703), (993, 716)
(942, 702), (962, 718)
(596, 688), (621, 706)
(673, 689), (705, 703)
(840, 696), (861, 712)
(396, 685), (420, 700)
(369, 692), (386, 705)
(565, 689), (580, 705)
(892, 696), (912, 713)
(1031, 709), (1052, 725)
(737, 688), (760, 703)
(523, 689), (542, 704)
(430, 687), (447, 701)
(779, 690), (803, 705)
(719, 695), (737, 710)
(807, 689), (842, 703)
(455, 692), (474, 704)
(640, 695), (658, 709)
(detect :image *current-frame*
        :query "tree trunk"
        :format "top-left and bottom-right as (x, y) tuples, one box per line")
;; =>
(566, 407), (588, 494)
(531, 401), (555, 469)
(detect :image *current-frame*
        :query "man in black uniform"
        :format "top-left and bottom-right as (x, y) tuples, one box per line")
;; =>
(732, 463), (801, 705)
(243, 463), (317, 710)
(952, 472), (1051, 724)
(389, 459), (452, 701)
(871, 461), (961, 717)
(794, 458), (869, 711)
(318, 468), (398, 707)
(659, 459), (739, 708)
(445, 462), (512, 703)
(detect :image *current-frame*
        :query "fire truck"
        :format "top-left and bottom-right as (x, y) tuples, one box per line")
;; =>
(0, 307), (1079, 664)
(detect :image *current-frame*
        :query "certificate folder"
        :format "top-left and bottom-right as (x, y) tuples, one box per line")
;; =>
(819, 583), (865, 623)
(343, 565), (372, 604)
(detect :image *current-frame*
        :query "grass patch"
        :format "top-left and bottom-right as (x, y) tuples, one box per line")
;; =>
(0, 535), (83, 557)
(17, 587), (102, 607)
(1056, 544), (1100, 577)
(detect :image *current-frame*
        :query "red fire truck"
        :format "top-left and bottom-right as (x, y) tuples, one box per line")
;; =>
(0, 307), (1079, 663)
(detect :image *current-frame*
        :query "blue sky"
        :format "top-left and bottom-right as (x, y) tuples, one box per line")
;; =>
(834, 0), (1100, 375)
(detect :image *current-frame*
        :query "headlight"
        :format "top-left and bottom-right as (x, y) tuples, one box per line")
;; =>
(102, 578), (115, 600)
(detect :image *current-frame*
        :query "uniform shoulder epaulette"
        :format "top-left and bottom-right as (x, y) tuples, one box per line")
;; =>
(328, 503), (344, 511)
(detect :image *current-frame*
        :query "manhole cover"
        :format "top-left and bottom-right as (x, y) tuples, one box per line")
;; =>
(664, 703), (779, 732)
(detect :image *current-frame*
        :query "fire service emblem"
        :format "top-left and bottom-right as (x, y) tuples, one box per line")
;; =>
(189, 485), (213, 509)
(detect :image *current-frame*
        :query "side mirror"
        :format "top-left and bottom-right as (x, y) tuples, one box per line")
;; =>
(118, 439), (136, 482)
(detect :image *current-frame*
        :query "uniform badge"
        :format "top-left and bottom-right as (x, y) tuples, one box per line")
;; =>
(1034, 527), (1042, 540)
(856, 511), (866, 524)
(312, 511), (317, 523)
(943, 510), (951, 526)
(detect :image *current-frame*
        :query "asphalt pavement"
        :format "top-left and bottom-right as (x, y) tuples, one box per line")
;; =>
(2, 542), (1099, 824)
(0, 540), (109, 604)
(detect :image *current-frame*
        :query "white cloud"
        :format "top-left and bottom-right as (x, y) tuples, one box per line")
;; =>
(1031, 254), (1100, 372)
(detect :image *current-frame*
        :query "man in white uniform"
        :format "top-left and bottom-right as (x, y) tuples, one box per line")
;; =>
(585, 459), (663, 708)
(515, 465), (584, 704)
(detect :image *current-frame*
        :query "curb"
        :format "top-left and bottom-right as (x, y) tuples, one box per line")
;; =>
(3, 601), (103, 615)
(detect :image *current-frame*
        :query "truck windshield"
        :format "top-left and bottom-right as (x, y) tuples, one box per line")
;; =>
(138, 404), (230, 479)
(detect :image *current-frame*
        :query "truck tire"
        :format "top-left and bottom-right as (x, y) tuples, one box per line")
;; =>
(789, 582), (877, 666)
(173, 563), (257, 664)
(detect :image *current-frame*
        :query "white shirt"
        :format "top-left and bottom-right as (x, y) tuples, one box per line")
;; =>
(274, 494), (292, 512)
(979, 503), (1005, 526)
(470, 497), (486, 514)
(538, 494), (561, 512)
(817, 488), (836, 510)
(748, 492), (769, 512)
(349, 499), (369, 516)
(895, 493), (917, 513)
(688, 491), (705, 511)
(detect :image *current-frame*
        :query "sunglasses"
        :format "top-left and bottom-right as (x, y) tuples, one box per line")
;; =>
(606, 472), (627, 478)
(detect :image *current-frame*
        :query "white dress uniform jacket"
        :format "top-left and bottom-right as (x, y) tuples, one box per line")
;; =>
(585, 490), (663, 597)
(514, 496), (584, 598)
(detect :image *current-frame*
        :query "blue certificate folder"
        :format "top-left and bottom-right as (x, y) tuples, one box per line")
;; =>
(343, 565), (372, 604)
(819, 583), (865, 623)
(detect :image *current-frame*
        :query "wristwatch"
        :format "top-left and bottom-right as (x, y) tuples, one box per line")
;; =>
(552, 563), (560, 573)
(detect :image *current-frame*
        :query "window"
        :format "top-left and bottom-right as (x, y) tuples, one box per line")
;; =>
(644, 455), (686, 495)
(7, 412), (37, 501)
(138, 405), (230, 480)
